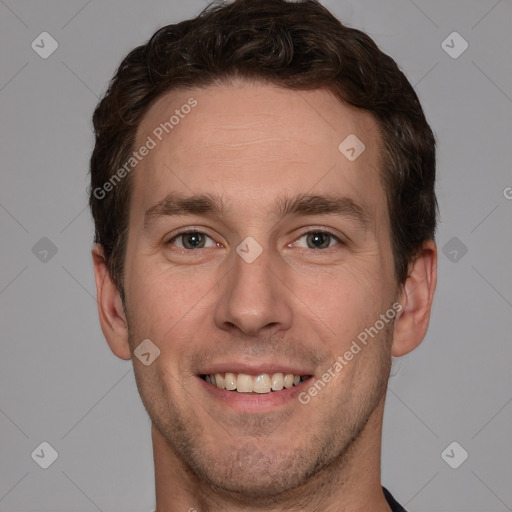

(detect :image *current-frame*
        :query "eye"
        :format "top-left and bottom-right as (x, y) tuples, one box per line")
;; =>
(166, 231), (218, 250)
(292, 230), (342, 250)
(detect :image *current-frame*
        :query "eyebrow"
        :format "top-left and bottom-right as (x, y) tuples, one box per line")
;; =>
(144, 192), (371, 230)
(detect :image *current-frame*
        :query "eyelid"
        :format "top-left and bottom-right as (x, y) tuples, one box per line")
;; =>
(296, 227), (343, 238)
(165, 228), (220, 247)
(164, 227), (346, 249)
(291, 228), (345, 248)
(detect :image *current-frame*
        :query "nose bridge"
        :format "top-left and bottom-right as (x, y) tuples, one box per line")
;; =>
(214, 242), (292, 336)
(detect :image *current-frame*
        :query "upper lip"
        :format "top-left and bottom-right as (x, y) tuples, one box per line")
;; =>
(198, 362), (314, 376)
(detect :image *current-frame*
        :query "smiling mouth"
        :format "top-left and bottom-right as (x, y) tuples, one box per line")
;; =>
(200, 372), (312, 394)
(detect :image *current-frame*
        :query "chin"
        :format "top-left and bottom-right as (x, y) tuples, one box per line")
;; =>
(191, 442), (314, 501)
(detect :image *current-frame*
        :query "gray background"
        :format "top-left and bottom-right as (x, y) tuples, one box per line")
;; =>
(1, 0), (511, 510)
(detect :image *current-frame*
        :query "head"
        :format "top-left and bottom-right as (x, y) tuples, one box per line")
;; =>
(90, 0), (437, 504)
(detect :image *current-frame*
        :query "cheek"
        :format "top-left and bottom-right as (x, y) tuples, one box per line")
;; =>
(124, 253), (219, 346)
(299, 262), (390, 350)
(124, 256), (179, 339)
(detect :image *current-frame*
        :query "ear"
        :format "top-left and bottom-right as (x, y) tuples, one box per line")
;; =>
(392, 240), (437, 357)
(92, 245), (132, 360)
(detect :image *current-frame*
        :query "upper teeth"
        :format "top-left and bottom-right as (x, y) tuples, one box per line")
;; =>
(204, 372), (304, 393)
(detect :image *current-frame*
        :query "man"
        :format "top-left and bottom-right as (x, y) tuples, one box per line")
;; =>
(89, 0), (437, 510)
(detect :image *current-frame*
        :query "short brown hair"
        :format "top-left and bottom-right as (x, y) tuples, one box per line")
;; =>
(89, 0), (437, 300)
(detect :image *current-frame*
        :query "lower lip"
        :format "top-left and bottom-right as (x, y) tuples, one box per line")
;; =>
(198, 376), (311, 413)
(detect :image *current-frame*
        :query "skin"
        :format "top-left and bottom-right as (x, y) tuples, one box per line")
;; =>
(92, 81), (437, 511)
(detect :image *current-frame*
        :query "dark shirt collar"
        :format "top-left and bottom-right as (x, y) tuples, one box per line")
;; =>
(383, 486), (408, 512)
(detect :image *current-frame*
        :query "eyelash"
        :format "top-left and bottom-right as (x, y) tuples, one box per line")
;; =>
(165, 229), (344, 251)
(293, 229), (344, 250)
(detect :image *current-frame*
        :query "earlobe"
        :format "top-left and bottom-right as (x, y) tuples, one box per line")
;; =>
(92, 245), (132, 360)
(391, 240), (437, 357)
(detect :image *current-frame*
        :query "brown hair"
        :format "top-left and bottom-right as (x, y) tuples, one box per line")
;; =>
(89, 0), (437, 301)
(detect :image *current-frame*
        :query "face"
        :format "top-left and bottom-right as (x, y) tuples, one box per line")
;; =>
(122, 82), (400, 499)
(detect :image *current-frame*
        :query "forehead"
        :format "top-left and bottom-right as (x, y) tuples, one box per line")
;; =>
(131, 82), (385, 222)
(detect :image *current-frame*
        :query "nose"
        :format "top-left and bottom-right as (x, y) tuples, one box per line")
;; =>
(214, 245), (293, 337)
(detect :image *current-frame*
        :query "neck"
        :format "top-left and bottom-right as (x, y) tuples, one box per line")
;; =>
(152, 395), (392, 512)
